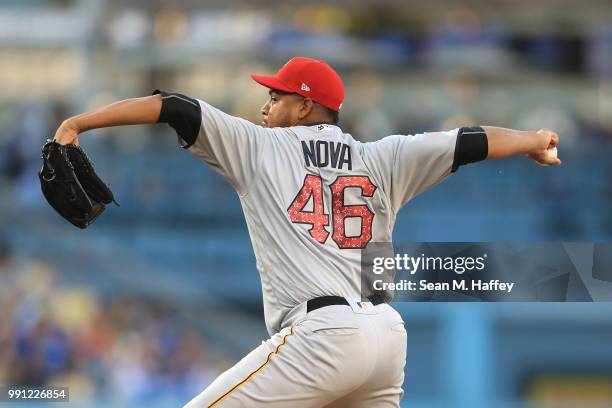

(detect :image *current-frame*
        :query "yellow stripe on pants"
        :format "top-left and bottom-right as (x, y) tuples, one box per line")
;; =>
(208, 326), (295, 407)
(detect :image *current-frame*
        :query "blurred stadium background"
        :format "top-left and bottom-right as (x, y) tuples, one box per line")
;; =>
(1, 0), (612, 407)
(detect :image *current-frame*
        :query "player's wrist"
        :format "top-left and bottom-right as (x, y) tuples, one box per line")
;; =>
(54, 118), (80, 145)
(63, 117), (81, 134)
(525, 130), (547, 155)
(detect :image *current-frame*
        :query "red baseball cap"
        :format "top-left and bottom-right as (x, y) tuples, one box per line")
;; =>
(251, 57), (345, 112)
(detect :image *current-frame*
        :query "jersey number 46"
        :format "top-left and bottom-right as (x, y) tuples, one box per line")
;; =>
(287, 175), (377, 249)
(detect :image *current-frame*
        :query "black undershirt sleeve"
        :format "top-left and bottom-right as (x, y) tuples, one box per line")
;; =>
(451, 126), (489, 173)
(153, 90), (202, 149)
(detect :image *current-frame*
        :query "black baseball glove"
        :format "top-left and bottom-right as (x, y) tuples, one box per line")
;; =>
(38, 140), (117, 229)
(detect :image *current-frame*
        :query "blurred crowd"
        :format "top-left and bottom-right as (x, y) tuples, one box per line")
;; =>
(0, 239), (222, 405)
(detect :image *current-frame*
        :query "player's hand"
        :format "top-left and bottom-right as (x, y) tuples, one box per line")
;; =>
(528, 128), (561, 166)
(53, 119), (80, 146)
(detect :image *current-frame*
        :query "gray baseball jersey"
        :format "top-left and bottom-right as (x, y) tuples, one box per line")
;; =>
(154, 91), (483, 335)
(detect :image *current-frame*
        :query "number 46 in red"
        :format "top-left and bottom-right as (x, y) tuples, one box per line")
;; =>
(287, 175), (377, 249)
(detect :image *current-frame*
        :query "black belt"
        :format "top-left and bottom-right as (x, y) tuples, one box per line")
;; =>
(306, 295), (385, 313)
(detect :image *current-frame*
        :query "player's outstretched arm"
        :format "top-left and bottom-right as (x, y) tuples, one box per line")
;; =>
(53, 95), (163, 145)
(483, 126), (561, 165)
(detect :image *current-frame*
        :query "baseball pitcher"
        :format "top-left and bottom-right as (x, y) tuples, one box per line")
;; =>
(51, 57), (561, 407)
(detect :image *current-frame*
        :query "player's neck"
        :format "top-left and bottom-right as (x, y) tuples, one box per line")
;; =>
(297, 116), (336, 127)
(300, 120), (336, 127)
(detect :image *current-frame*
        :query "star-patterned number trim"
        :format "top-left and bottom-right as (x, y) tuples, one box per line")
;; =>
(330, 176), (377, 249)
(287, 175), (330, 243)
(287, 175), (377, 249)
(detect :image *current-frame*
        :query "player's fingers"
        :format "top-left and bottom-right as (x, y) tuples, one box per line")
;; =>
(548, 133), (559, 148)
(533, 149), (561, 166)
(542, 156), (561, 166)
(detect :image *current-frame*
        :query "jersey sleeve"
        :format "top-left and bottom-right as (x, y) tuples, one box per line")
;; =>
(364, 127), (488, 213)
(154, 90), (269, 196)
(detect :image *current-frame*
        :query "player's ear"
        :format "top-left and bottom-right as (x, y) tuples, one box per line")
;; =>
(298, 98), (314, 120)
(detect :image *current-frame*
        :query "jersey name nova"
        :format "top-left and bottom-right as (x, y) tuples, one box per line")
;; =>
(301, 140), (352, 170)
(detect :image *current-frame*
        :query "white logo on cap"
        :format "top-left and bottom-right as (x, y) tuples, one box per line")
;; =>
(301, 83), (310, 92)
